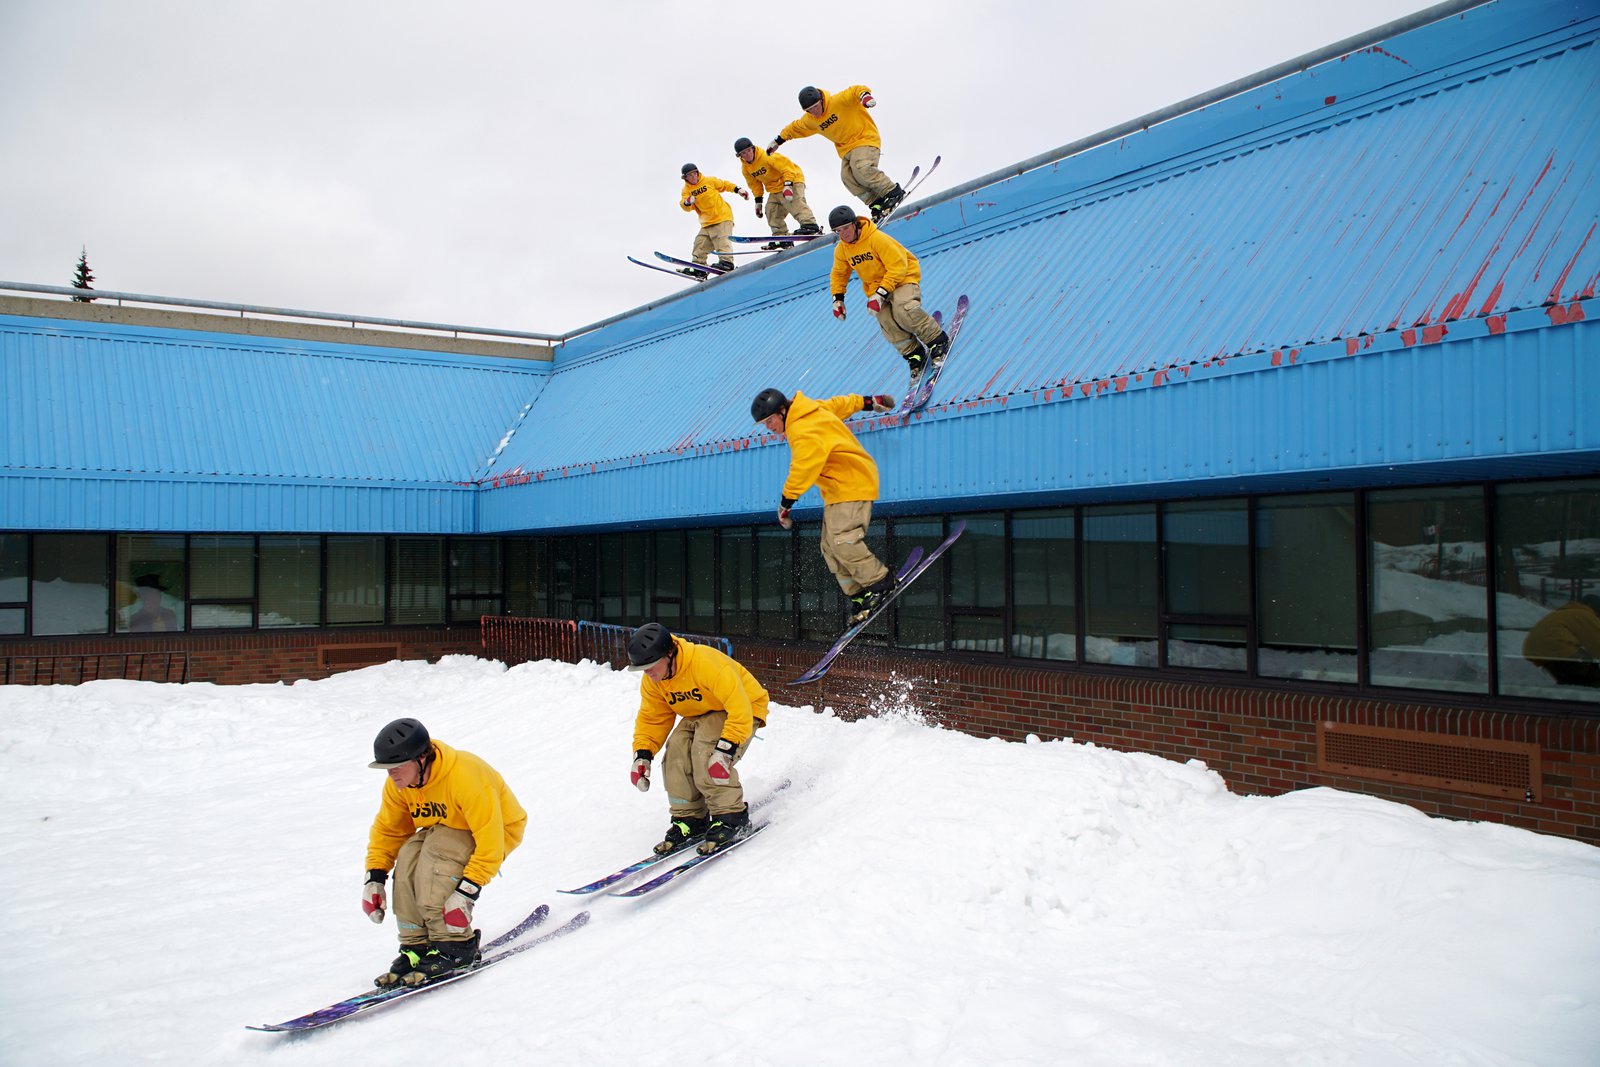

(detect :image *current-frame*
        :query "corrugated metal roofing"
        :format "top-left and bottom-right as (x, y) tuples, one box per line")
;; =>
(496, 0), (1599, 492)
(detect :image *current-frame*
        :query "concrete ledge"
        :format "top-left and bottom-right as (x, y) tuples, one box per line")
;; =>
(0, 295), (554, 362)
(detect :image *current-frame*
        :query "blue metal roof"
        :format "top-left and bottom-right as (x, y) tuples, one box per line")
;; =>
(486, 0), (1599, 526)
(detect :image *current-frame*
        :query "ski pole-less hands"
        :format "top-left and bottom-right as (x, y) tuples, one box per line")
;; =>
(782, 181), (795, 200)
(630, 749), (653, 792)
(754, 196), (764, 219)
(442, 877), (481, 934)
(859, 90), (876, 108)
(866, 287), (889, 314)
(361, 869), (388, 923)
(865, 394), (896, 413)
(832, 295), (846, 321)
(777, 503), (793, 529)
(766, 135), (785, 154)
(707, 738), (738, 781)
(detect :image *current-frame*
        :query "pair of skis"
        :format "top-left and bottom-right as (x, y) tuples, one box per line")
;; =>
(901, 294), (970, 416)
(249, 903), (590, 1033)
(631, 156), (942, 281)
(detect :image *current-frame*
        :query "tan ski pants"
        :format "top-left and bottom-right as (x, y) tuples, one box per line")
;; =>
(392, 824), (476, 945)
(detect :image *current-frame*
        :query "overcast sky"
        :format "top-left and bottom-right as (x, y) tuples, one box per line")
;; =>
(2, 0), (1432, 336)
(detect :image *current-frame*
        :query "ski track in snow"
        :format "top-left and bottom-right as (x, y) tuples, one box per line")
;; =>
(1, 656), (1597, 1065)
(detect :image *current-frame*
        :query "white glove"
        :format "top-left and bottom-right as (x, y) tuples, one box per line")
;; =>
(708, 738), (738, 781)
(832, 295), (846, 321)
(631, 750), (653, 792)
(867, 287), (889, 313)
(361, 870), (387, 924)
(860, 91), (876, 108)
(777, 505), (793, 529)
(755, 198), (764, 219)
(442, 877), (481, 934)
(782, 182), (795, 200)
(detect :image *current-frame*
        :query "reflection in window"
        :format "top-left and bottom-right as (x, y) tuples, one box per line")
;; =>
(0, 534), (26, 635)
(1496, 479), (1600, 703)
(1083, 505), (1156, 666)
(1367, 488), (1487, 693)
(652, 530), (686, 627)
(950, 514), (1004, 653)
(191, 535), (255, 629)
(1164, 499), (1248, 671)
(598, 535), (625, 623)
(719, 528), (754, 636)
(755, 528), (795, 639)
(449, 539), (502, 624)
(392, 538), (445, 626)
(686, 531), (716, 633)
(893, 518), (945, 650)
(329, 537), (387, 625)
(262, 536), (321, 628)
(798, 529), (843, 641)
(1257, 494), (1357, 682)
(31, 535), (109, 636)
(1011, 509), (1075, 661)
(116, 534), (185, 633)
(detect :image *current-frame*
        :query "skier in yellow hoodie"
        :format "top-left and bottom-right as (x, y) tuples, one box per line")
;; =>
(678, 162), (749, 279)
(751, 387), (899, 623)
(1522, 596), (1600, 688)
(362, 718), (527, 987)
(626, 623), (771, 855)
(735, 136), (821, 248)
(768, 84), (904, 221)
(828, 205), (950, 391)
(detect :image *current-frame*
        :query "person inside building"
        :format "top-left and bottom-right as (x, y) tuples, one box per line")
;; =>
(767, 84), (904, 222)
(627, 622), (770, 856)
(828, 205), (950, 392)
(127, 572), (178, 632)
(750, 387), (899, 623)
(362, 717), (527, 987)
(1522, 595), (1600, 688)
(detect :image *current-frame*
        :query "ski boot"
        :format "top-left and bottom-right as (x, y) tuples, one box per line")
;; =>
(375, 942), (428, 988)
(678, 266), (710, 282)
(795, 222), (823, 236)
(654, 814), (709, 856)
(869, 184), (906, 223)
(761, 235), (795, 251)
(926, 331), (951, 368)
(847, 571), (898, 624)
(904, 346), (928, 391)
(400, 929), (481, 987)
(716, 258), (736, 273)
(698, 807), (751, 855)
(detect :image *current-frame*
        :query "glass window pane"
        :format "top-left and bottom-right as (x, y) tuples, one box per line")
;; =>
(952, 614), (1004, 653)
(653, 531), (685, 627)
(625, 533), (649, 622)
(1011, 509), (1075, 661)
(450, 539), (501, 623)
(392, 537), (445, 626)
(0, 533), (26, 602)
(0, 607), (22, 635)
(1164, 499), (1248, 671)
(1083, 505), (1156, 666)
(719, 529), (754, 636)
(598, 534), (625, 623)
(261, 536), (320, 628)
(949, 513), (1004, 609)
(1257, 493), (1357, 683)
(190, 536), (255, 600)
(116, 534), (185, 633)
(686, 531), (716, 633)
(893, 518), (945, 650)
(799, 531), (844, 641)
(31, 534), (109, 636)
(1495, 479), (1600, 703)
(1367, 487), (1487, 693)
(329, 537), (386, 625)
(755, 527), (795, 639)
(192, 604), (254, 629)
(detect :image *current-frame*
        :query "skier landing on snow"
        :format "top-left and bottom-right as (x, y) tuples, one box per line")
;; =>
(627, 623), (770, 855)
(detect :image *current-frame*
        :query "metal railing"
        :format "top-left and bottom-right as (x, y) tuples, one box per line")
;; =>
(2, 651), (190, 686)
(480, 616), (733, 670)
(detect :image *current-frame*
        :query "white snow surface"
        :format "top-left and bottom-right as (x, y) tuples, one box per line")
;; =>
(3, 656), (1598, 1066)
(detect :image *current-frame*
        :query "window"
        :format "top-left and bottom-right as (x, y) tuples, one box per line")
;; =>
(652, 530), (686, 627)
(1257, 493), (1357, 683)
(686, 531), (716, 633)
(893, 518), (945, 649)
(261, 536), (321, 628)
(950, 512), (1004, 654)
(755, 527), (795, 639)
(1083, 505), (1157, 666)
(328, 537), (387, 625)
(598, 535), (625, 623)
(1011, 509), (1075, 661)
(1164, 499), (1248, 671)
(449, 539), (502, 623)
(1367, 487), (1487, 693)
(190, 535), (255, 629)
(1495, 479), (1600, 703)
(798, 531), (843, 641)
(116, 534), (185, 633)
(392, 538), (445, 626)
(719, 528), (754, 636)
(0, 533), (26, 635)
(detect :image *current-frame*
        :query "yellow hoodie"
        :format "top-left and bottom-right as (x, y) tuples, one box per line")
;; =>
(633, 637), (771, 751)
(830, 216), (921, 298)
(680, 174), (742, 227)
(1522, 600), (1600, 666)
(778, 85), (881, 157)
(740, 146), (805, 197)
(779, 391), (880, 506)
(364, 740), (527, 887)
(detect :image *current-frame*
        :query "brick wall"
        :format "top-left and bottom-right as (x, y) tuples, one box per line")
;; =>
(2, 628), (482, 685)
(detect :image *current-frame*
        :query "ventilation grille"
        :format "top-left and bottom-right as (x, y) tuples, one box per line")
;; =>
(1317, 722), (1540, 802)
(317, 644), (400, 670)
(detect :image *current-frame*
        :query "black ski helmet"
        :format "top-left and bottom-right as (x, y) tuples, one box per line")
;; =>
(798, 85), (824, 110)
(751, 387), (789, 422)
(733, 137), (754, 154)
(369, 717), (431, 768)
(625, 622), (675, 672)
(828, 204), (859, 231)
(681, 162), (698, 178)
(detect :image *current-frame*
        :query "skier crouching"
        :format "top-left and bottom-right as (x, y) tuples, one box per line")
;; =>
(828, 204), (950, 392)
(627, 622), (770, 855)
(361, 717), (526, 987)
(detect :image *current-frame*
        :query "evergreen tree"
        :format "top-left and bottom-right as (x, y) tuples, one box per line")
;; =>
(71, 247), (96, 302)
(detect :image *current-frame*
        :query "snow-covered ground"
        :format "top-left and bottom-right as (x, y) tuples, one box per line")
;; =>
(2, 656), (1597, 1066)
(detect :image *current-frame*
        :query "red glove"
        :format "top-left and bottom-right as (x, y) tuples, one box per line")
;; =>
(630, 750), (652, 792)
(866, 287), (889, 313)
(755, 198), (764, 218)
(442, 878), (481, 934)
(707, 738), (738, 781)
(860, 90), (876, 108)
(777, 505), (793, 529)
(739, 189), (750, 200)
(362, 870), (387, 924)
(782, 182), (795, 200)
(832, 296), (846, 321)
(865, 394), (896, 413)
